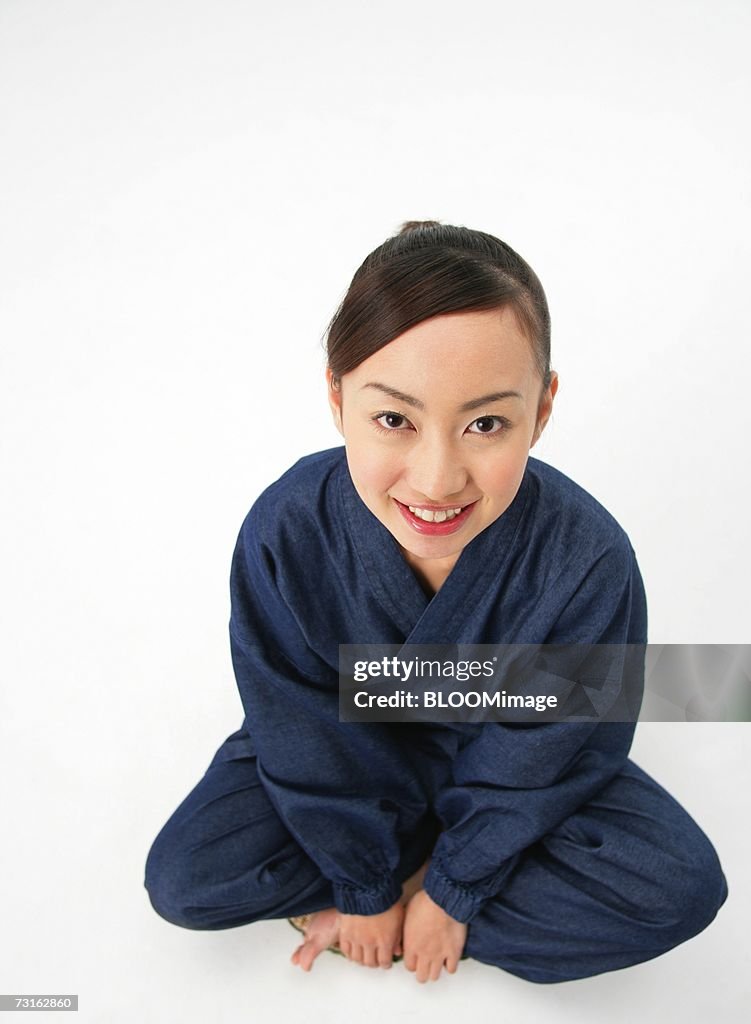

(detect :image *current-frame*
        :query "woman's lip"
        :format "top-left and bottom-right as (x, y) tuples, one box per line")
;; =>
(393, 498), (478, 535)
(402, 502), (474, 511)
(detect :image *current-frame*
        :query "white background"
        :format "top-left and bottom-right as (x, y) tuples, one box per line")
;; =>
(1, 0), (748, 1020)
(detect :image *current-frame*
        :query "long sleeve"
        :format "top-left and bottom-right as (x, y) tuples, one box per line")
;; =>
(422, 536), (648, 924)
(228, 504), (427, 916)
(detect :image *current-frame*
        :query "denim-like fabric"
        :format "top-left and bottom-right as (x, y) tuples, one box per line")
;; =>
(144, 726), (441, 928)
(144, 724), (728, 984)
(144, 446), (728, 980)
(224, 447), (654, 918)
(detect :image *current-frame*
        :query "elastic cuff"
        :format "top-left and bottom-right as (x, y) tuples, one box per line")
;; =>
(423, 862), (484, 924)
(332, 874), (402, 916)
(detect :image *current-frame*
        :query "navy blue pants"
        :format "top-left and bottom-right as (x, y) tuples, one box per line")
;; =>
(143, 725), (728, 984)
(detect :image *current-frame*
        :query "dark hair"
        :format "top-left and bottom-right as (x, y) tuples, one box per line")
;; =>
(324, 220), (552, 398)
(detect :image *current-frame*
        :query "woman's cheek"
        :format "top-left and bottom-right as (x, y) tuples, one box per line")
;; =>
(362, 459), (398, 495)
(346, 439), (393, 495)
(482, 452), (527, 500)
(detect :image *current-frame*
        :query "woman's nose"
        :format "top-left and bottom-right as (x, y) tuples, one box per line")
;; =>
(405, 437), (468, 502)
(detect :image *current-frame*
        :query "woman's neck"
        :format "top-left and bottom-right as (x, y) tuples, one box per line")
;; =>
(399, 547), (459, 599)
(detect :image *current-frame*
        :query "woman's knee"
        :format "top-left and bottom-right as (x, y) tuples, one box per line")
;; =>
(634, 822), (729, 952)
(143, 820), (323, 930)
(664, 836), (728, 944)
(143, 827), (215, 930)
(143, 838), (274, 930)
(144, 871), (204, 930)
(587, 765), (730, 947)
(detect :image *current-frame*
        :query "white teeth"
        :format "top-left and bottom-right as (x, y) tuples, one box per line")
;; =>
(408, 505), (463, 522)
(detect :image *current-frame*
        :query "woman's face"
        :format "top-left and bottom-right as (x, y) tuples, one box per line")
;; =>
(327, 307), (558, 580)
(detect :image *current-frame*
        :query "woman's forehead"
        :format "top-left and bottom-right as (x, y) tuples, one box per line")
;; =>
(347, 311), (538, 396)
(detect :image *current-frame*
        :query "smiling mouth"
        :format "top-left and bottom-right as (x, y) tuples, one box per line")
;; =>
(392, 498), (479, 530)
(406, 503), (466, 523)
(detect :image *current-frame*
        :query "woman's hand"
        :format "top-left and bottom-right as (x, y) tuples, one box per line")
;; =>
(338, 902), (405, 969)
(402, 889), (467, 982)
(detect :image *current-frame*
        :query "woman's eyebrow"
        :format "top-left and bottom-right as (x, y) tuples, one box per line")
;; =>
(360, 381), (523, 411)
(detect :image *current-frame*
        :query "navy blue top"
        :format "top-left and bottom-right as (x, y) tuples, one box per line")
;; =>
(228, 446), (647, 923)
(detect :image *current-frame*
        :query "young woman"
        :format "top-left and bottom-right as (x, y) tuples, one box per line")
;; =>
(144, 220), (728, 985)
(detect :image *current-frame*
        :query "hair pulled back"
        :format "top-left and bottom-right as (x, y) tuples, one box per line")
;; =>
(324, 220), (552, 394)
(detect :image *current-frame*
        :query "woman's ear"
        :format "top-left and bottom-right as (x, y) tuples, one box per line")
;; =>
(325, 367), (344, 436)
(530, 371), (559, 449)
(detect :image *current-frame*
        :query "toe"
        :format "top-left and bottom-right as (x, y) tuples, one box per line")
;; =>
(299, 945), (316, 971)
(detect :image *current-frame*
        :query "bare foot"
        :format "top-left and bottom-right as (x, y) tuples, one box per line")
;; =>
(290, 907), (341, 972)
(290, 856), (432, 971)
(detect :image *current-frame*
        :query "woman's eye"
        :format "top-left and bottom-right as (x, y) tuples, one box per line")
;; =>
(467, 416), (508, 436)
(373, 412), (411, 431)
(372, 412), (510, 437)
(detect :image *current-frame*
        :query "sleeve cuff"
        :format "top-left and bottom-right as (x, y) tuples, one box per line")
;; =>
(422, 861), (486, 924)
(332, 874), (402, 916)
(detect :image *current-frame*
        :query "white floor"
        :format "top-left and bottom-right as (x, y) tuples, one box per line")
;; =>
(2, 3), (749, 1019)
(3, 723), (747, 1023)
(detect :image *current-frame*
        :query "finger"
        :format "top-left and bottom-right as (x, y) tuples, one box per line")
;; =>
(404, 951), (417, 972)
(304, 931), (331, 972)
(415, 957), (430, 984)
(429, 959), (443, 982)
(362, 944), (378, 968)
(296, 941), (318, 972)
(446, 956), (459, 974)
(377, 945), (393, 969)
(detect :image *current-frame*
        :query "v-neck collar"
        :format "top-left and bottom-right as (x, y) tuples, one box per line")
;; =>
(336, 453), (532, 643)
